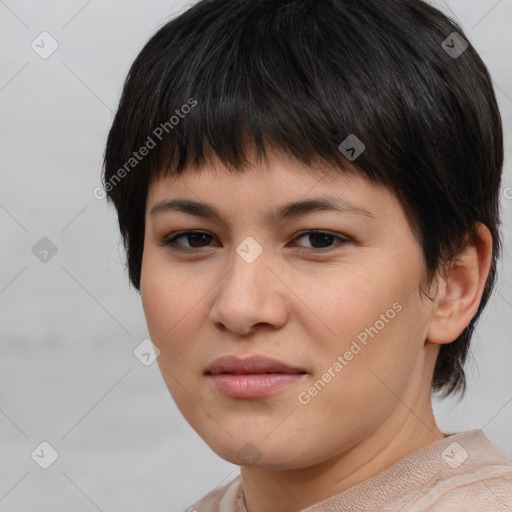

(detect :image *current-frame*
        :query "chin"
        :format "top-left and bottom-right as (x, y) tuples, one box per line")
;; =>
(200, 431), (323, 471)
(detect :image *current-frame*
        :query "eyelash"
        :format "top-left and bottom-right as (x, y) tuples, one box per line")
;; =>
(161, 230), (350, 254)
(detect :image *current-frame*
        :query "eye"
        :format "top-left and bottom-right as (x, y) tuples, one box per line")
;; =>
(292, 230), (349, 251)
(162, 230), (216, 250)
(162, 230), (349, 253)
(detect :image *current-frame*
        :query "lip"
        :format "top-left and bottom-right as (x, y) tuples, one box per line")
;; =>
(205, 355), (306, 375)
(205, 355), (307, 398)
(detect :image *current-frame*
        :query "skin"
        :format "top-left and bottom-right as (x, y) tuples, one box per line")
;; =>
(140, 148), (493, 512)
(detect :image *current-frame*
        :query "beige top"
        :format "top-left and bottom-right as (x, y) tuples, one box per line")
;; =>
(183, 429), (512, 511)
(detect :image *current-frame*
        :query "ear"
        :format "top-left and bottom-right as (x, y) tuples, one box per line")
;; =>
(426, 223), (493, 345)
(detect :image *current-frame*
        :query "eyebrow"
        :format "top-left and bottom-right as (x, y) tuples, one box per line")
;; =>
(149, 195), (375, 223)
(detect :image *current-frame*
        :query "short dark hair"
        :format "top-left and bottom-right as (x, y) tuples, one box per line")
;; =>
(103, 0), (503, 398)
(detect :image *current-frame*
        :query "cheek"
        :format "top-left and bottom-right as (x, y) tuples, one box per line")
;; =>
(300, 260), (428, 398)
(140, 260), (206, 414)
(296, 265), (399, 353)
(140, 253), (221, 388)
(140, 256), (194, 360)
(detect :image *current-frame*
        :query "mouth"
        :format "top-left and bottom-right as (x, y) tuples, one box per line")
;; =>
(205, 355), (307, 375)
(205, 355), (307, 398)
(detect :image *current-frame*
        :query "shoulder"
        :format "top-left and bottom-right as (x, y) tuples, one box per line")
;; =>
(181, 475), (244, 512)
(418, 429), (512, 512)
(301, 429), (511, 512)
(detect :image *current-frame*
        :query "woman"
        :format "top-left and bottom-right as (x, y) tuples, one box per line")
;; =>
(102, 0), (512, 510)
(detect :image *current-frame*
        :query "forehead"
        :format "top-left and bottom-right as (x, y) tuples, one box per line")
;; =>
(148, 150), (375, 204)
(145, 153), (406, 232)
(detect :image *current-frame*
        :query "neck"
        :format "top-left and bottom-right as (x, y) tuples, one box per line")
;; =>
(240, 395), (444, 512)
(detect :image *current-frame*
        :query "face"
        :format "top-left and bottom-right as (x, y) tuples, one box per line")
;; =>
(140, 150), (437, 470)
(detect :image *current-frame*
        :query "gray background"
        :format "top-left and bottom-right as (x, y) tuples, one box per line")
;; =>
(1, 0), (511, 510)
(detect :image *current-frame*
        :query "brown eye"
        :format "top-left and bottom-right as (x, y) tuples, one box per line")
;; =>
(163, 231), (215, 250)
(293, 231), (349, 251)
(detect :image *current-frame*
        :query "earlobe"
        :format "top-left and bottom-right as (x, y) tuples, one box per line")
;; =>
(426, 223), (493, 345)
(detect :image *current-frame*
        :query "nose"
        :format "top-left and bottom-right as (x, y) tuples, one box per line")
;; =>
(208, 247), (288, 336)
